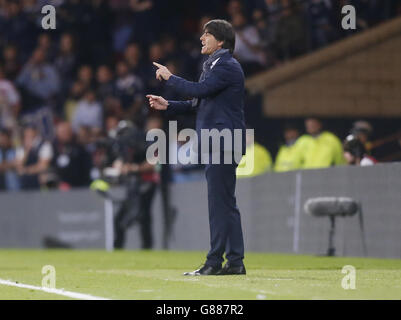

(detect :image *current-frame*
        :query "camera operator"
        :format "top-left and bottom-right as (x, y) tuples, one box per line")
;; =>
(111, 118), (160, 250)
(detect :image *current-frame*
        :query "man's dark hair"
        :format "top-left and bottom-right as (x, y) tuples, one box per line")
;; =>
(283, 121), (300, 132)
(204, 19), (235, 54)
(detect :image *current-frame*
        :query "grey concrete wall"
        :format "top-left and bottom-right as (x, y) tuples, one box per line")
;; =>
(0, 163), (400, 258)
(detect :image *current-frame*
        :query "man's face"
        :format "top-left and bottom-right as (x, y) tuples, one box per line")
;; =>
(200, 30), (223, 55)
(149, 43), (163, 61)
(97, 66), (112, 83)
(116, 62), (128, 77)
(60, 34), (73, 52)
(344, 151), (356, 165)
(31, 49), (46, 65)
(125, 44), (140, 64)
(305, 118), (322, 136)
(56, 123), (73, 144)
(284, 128), (299, 143)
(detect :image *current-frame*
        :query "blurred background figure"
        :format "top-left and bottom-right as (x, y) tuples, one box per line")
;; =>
(0, 128), (19, 191)
(0, 65), (21, 134)
(15, 125), (53, 190)
(237, 129), (272, 178)
(232, 10), (267, 76)
(16, 47), (60, 111)
(343, 134), (377, 166)
(71, 89), (103, 133)
(54, 33), (77, 105)
(274, 122), (304, 172)
(76, 65), (94, 93)
(112, 119), (159, 250)
(16, 47), (60, 139)
(274, 0), (308, 61)
(301, 117), (345, 169)
(114, 60), (145, 122)
(51, 121), (92, 190)
(351, 120), (374, 153)
(2, 45), (21, 81)
(96, 65), (115, 103)
(306, 0), (338, 49)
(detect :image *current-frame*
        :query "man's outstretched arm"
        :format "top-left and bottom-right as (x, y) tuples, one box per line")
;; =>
(146, 95), (193, 116)
(153, 61), (233, 99)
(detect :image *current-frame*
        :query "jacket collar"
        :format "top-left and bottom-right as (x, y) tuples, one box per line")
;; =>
(203, 49), (231, 72)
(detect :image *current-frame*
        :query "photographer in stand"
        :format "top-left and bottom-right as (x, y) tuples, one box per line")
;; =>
(110, 118), (160, 250)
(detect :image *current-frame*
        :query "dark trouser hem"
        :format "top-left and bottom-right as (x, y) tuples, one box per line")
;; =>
(204, 261), (222, 268)
(226, 260), (245, 267)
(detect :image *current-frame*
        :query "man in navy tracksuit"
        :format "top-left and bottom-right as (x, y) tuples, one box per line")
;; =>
(147, 19), (246, 275)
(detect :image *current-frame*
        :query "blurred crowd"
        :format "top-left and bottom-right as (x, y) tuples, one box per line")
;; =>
(0, 0), (400, 191)
(236, 118), (380, 178)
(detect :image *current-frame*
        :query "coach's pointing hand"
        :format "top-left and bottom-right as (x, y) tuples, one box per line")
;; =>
(153, 62), (172, 81)
(146, 94), (168, 110)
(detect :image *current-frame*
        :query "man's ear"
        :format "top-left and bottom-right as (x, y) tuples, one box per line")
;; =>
(218, 41), (224, 49)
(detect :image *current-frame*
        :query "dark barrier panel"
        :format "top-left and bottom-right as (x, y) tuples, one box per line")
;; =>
(0, 163), (400, 258)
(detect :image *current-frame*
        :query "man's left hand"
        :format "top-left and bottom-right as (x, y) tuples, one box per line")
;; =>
(153, 62), (172, 81)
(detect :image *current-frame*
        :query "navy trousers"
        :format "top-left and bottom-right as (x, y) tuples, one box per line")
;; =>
(204, 157), (245, 267)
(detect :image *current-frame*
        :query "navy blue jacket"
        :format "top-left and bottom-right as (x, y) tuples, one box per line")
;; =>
(165, 51), (246, 156)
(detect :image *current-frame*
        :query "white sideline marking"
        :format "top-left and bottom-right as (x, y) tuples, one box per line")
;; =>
(0, 278), (110, 300)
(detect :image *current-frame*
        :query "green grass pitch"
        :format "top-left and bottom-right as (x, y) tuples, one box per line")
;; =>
(0, 250), (400, 300)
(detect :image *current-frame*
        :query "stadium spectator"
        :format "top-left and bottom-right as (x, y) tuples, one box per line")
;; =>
(128, 0), (157, 45)
(71, 89), (103, 133)
(1, 44), (21, 81)
(0, 128), (19, 191)
(63, 80), (86, 123)
(36, 33), (56, 61)
(114, 60), (144, 121)
(16, 47), (60, 111)
(237, 130), (272, 178)
(143, 42), (166, 95)
(262, 0), (283, 45)
(76, 65), (94, 93)
(112, 7), (136, 54)
(274, 0), (308, 60)
(16, 47), (59, 138)
(343, 134), (377, 166)
(301, 117), (345, 169)
(77, 125), (97, 156)
(0, 65), (21, 132)
(96, 65), (115, 103)
(160, 35), (181, 63)
(226, 0), (244, 18)
(51, 121), (92, 190)
(0, 0), (37, 60)
(105, 115), (120, 135)
(306, 0), (338, 49)
(231, 11), (267, 75)
(351, 120), (373, 153)
(274, 123), (306, 172)
(54, 33), (77, 103)
(124, 43), (145, 77)
(15, 125), (53, 190)
(252, 8), (278, 69)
